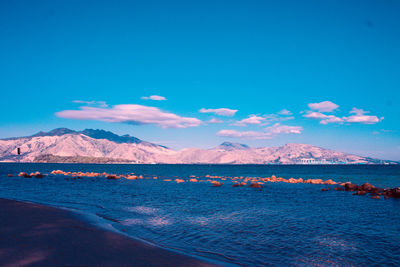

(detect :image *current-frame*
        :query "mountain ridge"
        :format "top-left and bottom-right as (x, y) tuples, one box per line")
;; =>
(0, 128), (396, 164)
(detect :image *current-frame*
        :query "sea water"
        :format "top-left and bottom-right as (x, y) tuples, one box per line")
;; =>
(0, 163), (399, 266)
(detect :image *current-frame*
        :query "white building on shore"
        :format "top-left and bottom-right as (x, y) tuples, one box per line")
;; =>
(298, 158), (328, 164)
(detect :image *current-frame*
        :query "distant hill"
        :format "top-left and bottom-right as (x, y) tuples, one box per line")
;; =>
(0, 128), (396, 164)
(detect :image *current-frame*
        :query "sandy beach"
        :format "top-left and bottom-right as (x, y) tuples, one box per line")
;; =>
(0, 198), (218, 267)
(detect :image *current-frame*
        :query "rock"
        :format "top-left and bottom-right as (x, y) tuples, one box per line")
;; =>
(383, 190), (392, 198)
(360, 183), (375, 192)
(390, 188), (400, 198)
(232, 183), (239, 187)
(249, 183), (262, 188)
(107, 175), (120, 180)
(211, 181), (223, 187)
(382, 188), (400, 199)
(314, 179), (324, 184)
(175, 179), (185, 183)
(7, 174), (13, 177)
(368, 187), (383, 194)
(126, 175), (138, 180)
(324, 179), (337, 185)
(321, 188), (330, 191)
(334, 187), (345, 191)
(189, 178), (198, 182)
(51, 170), (66, 175)
(352, 190), (367, 196)
(18, 172), (32, 178)
(371, 195), (380, 199)
(344, 183), (358, 191)
(29, 172), (44, 178)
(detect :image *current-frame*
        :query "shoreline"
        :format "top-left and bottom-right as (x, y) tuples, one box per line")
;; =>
(0, 198), (221, 267)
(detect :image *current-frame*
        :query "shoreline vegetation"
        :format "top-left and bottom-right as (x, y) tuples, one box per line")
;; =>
(7, 169), (400, 200)
(0, 198), (218, 267)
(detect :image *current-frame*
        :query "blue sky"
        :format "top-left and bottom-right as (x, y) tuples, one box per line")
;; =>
(0, 0), (399, 160)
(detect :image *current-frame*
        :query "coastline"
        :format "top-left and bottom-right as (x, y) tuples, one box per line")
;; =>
(0, 198), (220, 267)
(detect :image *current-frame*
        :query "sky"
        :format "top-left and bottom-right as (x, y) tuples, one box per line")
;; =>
(0, 0), (399, 160)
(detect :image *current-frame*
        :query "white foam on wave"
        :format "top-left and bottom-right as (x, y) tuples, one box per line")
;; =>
(124, 206), (160, 215)
(122, 216), (171, 227)
(187, 216), (210, 226)
(187, 211), (243, 227)
(148, 216), (171, 226)
(314, 235), (357, 252)
(121, 218), (144, 226)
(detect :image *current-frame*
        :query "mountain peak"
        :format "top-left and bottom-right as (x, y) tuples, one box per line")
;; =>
(32, 128), (76, 137)
(219, 142), (250, 150)
(80, 129), (142, 144)
(22, 128), (144, 145)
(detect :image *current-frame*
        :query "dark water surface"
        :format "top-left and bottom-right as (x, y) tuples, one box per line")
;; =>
(1, 163), (399, 266)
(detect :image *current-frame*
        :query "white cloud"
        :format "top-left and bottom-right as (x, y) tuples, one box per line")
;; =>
(141, 95), (167, 101)
(303, 111), (344, 125)
(233, 115), (265, 126)
(265, 123), (303, 135)
(345, 114), (383, 124)
(199, 108), (238, 116)
(56, 104), (202, 128)
(308, 101), (339, 112)
(263, 114), (294, 123)
(345, 107), (383, 124)
(304, 108), (383, 125)
(349, 107), (367, 115)
(232, 113), (294, 127)
(278, 109), (292, 115)
(217, 123), (303, 140)
(72, 100), (108, 107)
(208, 118), (224, 124)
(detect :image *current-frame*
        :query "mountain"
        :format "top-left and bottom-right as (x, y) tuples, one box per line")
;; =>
(0, 128), (396, 164)
(0, 128), (175, 163)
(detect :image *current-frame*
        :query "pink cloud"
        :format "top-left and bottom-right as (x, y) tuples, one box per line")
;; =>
(345, 115), (383, 124)
(141, 95), (167, 101)
(308, 101), (339, 112)
(278, 109), (292, 115)
(217, 123), (303, 140)
(56, 104), (202, 128)
(320, 116), (344, 125)
(303, 111), (344, 124)
(208, 118), (224, 124)
(72, 100), (108, 107)
(233, 113), (295, 127)
(199, 108), (238, 116)
(345, 107), (383, 124)
(233, 115), (265, 126)
(349, 107), (367, 115)
(265, 123), (303, 135)
(304, 108), (383, 125)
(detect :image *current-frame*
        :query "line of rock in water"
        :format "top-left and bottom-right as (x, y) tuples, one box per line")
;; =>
(327, 182), (400, 199)
(7, 170), (400, 199)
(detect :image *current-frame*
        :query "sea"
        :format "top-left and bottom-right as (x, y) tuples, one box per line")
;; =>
(0, 163), (399, 266)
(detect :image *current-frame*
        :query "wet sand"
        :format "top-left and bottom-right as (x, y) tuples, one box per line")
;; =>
(0, 198), (218, 267)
